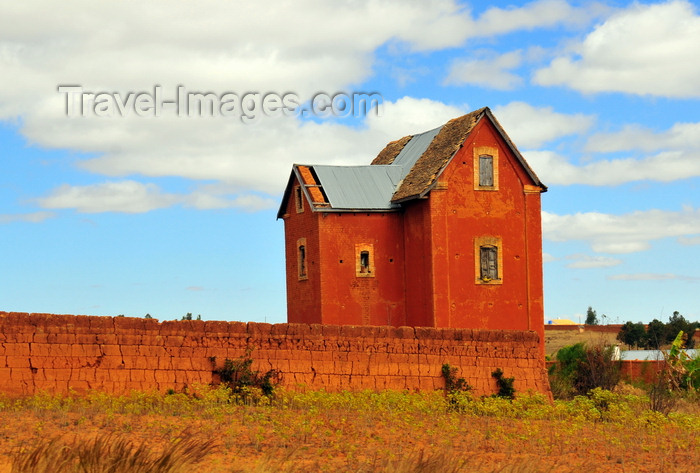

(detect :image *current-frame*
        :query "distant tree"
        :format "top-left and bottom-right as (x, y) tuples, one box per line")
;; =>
(666, 311), (699, 349)
(144, 313), (153, 319)
(197, 314), (202, 321)
(645, 319), (666, 349)
(585, 306), (599, 325)
(617, 321), (646, 348)
(181, 312), (193, 321)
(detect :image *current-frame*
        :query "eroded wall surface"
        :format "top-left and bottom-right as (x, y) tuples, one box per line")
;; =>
(0, 312), (550, 397)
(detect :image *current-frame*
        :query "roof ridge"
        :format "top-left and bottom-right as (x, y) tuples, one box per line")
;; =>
(391, 108), (487, 202)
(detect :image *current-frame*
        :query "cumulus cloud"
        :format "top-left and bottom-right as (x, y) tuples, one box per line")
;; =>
(0, 0), (610, 213)
(493, 102), (594, 148)
(534, 1), (700, 97)
(0, 211), (55, 224)
(471, 0), (604, 36)
(566, 254), (622, 269)
(35, 180), (277, 213)
(542, 207), (700, 253)
(586, 122), (700, 153)
(678, 235), (700, 246)
(36, 181), (179, 213)
(444, 51), (524, 90)
(25, 97), (465, 200)
(525, 149), (700, 186)
(542, 252), (557, 263)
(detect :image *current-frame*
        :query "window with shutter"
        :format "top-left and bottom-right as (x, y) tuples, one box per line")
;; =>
(479, 155), (494, 187)
(474, 236), (502, 284)
(473, 146), (499, 190)
(480, 245), (498, 280)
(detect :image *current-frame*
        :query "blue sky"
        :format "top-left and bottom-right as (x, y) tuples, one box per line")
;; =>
(1, 0), (699, 325)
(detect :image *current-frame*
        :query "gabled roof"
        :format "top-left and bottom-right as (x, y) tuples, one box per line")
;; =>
(277, 107), (546, 218)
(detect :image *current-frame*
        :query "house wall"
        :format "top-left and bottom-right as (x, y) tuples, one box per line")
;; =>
(0, 312), (551, 398)
(424, 119), (544, 351)
(281, 177), (323, 324)
(402, 199), (435, 327)
(317, 212), (407, 326)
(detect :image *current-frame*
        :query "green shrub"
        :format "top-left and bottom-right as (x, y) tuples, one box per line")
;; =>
(491, 368), (515, 399)
(549, 342), (621, 398)
(211, 349), (281, 403)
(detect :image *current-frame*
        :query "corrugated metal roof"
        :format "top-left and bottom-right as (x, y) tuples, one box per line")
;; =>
(620, 349), (697, 361)
(312, 165), (404, 210)
(392, 125), (443, 173)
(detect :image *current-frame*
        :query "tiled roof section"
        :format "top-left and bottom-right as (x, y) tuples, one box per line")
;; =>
(390, 108), (486, 203)
(297, 165), (328, 207)
(370, 135), (413, 165)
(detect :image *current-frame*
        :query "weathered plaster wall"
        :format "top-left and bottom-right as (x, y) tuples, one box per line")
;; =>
(0, 312), (550, 397)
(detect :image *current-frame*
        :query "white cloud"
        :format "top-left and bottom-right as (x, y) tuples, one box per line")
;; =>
(37, 181), (178, 213)
(0, 0), (607, 211)
(566, 254), (622, 269)
(22, 97), (467, 199)
(472, 0), (604, 36)
(0, 1), (476, 119)
(35, 180), (278, 214)
(607, 273), (700, 282)
(525, 149), (700, 186)
(586, 122), (700, 153)
(0, 211), (55, 224)
(678, 235), (700, 246)
(542, 252), (557, 263)
(542, 207), (700, 253)
(444, 51), (523, 90)
(493, 102), (594, 148)
(534, 1), (700, 97)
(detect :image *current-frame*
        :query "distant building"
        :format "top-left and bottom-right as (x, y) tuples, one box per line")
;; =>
(278, 107), (546, 345)
(547, 319), (578, 325)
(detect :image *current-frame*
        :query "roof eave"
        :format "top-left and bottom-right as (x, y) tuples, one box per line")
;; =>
(276, 170), (297, 220)
(276, 165), (320, 219)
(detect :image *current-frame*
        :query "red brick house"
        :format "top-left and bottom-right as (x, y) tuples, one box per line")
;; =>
(277, 107), (547, 345)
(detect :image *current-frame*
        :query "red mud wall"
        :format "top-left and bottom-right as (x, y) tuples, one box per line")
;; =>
(0, 312), (550, 397)
(544, 324), (623, 334)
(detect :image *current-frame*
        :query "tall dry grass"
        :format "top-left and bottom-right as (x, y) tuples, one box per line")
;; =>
(11, 430), (216, 473)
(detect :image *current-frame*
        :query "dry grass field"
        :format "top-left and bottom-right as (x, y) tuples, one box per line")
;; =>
(0, 386), (697, 473)
(544, 328), (619, 357)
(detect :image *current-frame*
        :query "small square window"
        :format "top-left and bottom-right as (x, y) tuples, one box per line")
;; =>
(355, 244), (375, 277)
(360, 251), (370, 273)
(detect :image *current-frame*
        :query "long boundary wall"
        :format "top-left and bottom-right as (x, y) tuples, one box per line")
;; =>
(0, 312), (550, 397)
